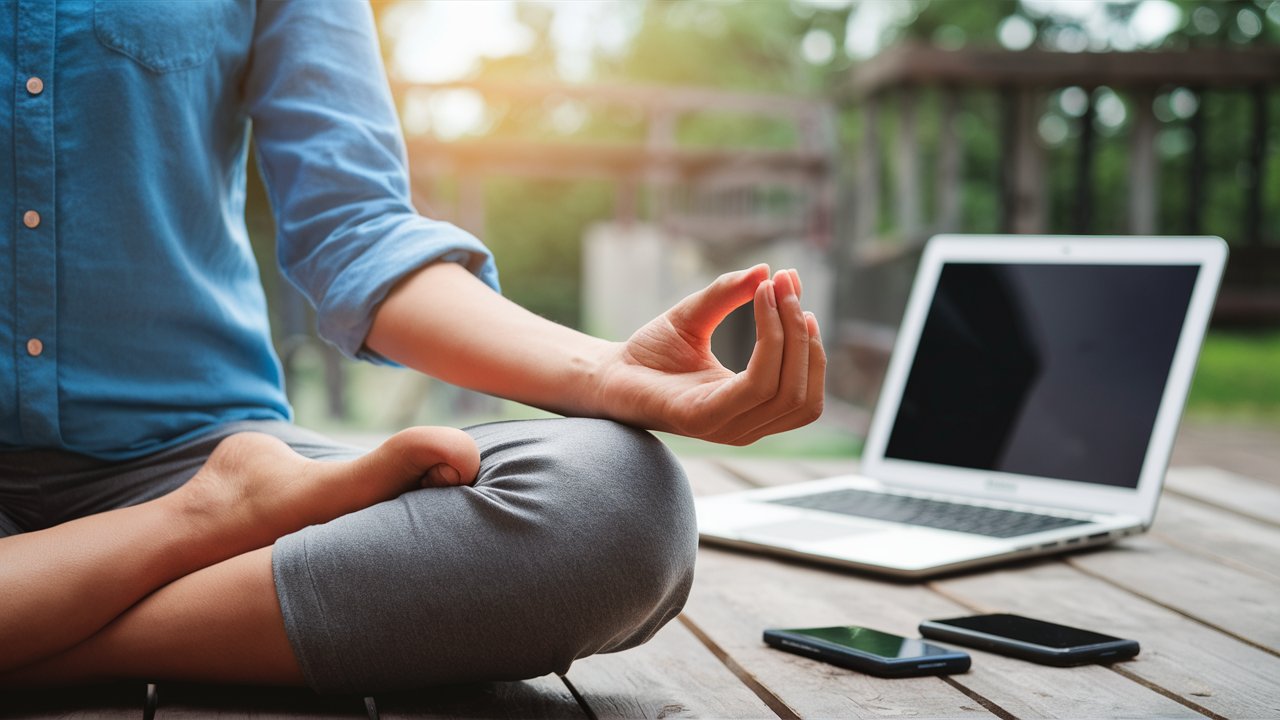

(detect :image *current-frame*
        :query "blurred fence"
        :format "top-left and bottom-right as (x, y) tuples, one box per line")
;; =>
(266, 45), (1280, 419)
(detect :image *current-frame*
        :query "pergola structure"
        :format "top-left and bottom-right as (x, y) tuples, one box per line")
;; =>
(841, 44), (1280, 322)
(395, 79), (838, 254)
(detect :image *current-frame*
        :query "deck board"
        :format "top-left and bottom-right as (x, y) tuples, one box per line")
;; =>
(8, 447), (1279, 719)
(683, 460), (993, 718)
(1149, 493), (1280, 581)
(695, 459), (1215, 719)
(933, 557), (1280, 719)
(1164, 466), (1280, 527)
(563, 619), (776, 719)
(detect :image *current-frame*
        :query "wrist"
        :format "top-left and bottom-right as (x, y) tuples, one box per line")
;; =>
(571, 337), (622, 420)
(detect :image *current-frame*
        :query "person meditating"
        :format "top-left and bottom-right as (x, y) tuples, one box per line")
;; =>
(0, 2), (824, 693)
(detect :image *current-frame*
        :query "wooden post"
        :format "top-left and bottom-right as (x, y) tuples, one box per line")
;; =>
(894, 87), (922, 242)
(935, 87), (963, 234)
(1073, 89), (1095, 234)
(615, 176), (639, 227)
(646, 107), (678, 226)
(854, 96), (881, 251)
(1186, 87), (1206, 235)
(1002, 88), (1047, 234)
(1245, 85), (1268, 247)
(999, 88), (1015, 233)
(1128, 88), (1158, 235)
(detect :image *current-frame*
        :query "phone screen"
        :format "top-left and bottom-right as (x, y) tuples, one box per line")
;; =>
(787, 626), (956, 659)
(937, 614), (1120, 648)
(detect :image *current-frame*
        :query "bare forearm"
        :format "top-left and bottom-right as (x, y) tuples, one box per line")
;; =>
(365, 262), (619, 418)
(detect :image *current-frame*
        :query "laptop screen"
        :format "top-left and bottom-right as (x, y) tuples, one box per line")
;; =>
(884, 263), (1200, 489)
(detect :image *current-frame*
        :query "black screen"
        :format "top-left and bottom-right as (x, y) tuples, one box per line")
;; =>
(884, 263), (1199, 488)
(936, 614), (1121, 648)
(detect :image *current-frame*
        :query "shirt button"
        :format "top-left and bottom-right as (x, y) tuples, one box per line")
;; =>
(26, 76), (44, 95)
(26, 338), (43, 357)
(23, 210), (40, 228)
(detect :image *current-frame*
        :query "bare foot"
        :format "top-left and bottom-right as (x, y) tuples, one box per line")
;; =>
(175, 427), (480, 551)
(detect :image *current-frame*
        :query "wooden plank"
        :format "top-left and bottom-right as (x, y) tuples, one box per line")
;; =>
(152, 683), (367, 719)
(1164, 466), (1280, 527)
(853, 97), (881, 247)
(1008, 89), (1047, 234)
(1128, 88), (1158, 235)
(935, 87), (963, 234)
(1245, 84), (1268, 247)
(894, 87), (922, 241)
(1186, 89), (1205, 235)
(0, 683), (147, 719)
(563, 620), (775, 719)
(707, 461), (1197, 718)
(933, 558), (1280, 719)
(848, 46), (1280, 97)
(374, 675), (583, 720)
(688, 542), (1204, 719)
(1066, 534), (1280, 654)
(1151, 493), (1280, 582)
(1072, 90), (1095, 234)
(1170, 423), (1280, 484)
(685, 546), (994, 718)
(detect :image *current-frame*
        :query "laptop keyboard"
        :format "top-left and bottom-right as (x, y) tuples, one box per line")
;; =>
(768, 488), (1090, 538)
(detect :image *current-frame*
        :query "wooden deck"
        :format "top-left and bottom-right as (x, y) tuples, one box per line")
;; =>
(4, 431), (1279, 719)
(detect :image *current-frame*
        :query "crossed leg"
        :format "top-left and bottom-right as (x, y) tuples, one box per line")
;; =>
(0, 426), (480, 681)
(1, 419), (697, 694)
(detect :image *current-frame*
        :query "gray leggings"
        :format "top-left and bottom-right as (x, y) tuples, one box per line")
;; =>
(0, 418), (697, 694)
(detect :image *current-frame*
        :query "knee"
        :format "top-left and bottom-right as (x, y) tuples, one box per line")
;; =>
(569, 420), (698, 650)
(275, 419), (699, 692)
(478, 418), (698, 657)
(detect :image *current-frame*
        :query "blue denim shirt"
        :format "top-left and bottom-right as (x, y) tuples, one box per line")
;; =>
(1, 1), (499, 459)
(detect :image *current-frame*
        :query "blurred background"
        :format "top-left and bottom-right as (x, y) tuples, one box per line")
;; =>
(245, 0), (1280, 457)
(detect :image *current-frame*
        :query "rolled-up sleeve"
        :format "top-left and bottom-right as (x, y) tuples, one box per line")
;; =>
(244, 1), (499, 363)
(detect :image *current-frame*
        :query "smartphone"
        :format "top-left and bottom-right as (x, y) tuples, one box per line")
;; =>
(919, 614), (1140, 667)
(763, 625), (971, 677)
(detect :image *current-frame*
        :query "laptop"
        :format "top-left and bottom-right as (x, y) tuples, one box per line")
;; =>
(696, 235), (1228, 578)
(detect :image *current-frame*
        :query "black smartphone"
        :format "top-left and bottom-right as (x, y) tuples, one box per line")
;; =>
(919, 613), (1140, 666)
(763, 625), (971, 677)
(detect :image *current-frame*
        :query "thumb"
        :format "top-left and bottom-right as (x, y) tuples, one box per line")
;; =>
(668, 264), (770, 340)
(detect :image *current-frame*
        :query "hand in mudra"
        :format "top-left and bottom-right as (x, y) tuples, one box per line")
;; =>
(598, 265), (825, 445)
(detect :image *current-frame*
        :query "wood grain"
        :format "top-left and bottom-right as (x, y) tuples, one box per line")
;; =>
(709, 460), (1202, 719)
(1151, 493), (1280, 582)
(1066, 534), (1280, 654)
(564, 620), (775, 719)
(1164, 466), (1280, 527)
(686, 545), (994, 719)
(934, 558), (1280, 719)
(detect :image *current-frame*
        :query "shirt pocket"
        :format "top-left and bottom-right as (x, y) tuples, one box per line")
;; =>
(94, 0), (223, 73)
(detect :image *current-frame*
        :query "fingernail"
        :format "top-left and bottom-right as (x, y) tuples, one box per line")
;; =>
(427, 463), (460, 486)
(790, 269), (802, 295)
(766, 281), (777, 308)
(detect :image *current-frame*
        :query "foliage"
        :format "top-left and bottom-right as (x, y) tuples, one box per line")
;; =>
(1187, 331), (1280, 423)
(243, 0), (1280, 432)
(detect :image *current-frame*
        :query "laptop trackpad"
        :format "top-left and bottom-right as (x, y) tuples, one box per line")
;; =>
(739, 518), (875, 544)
